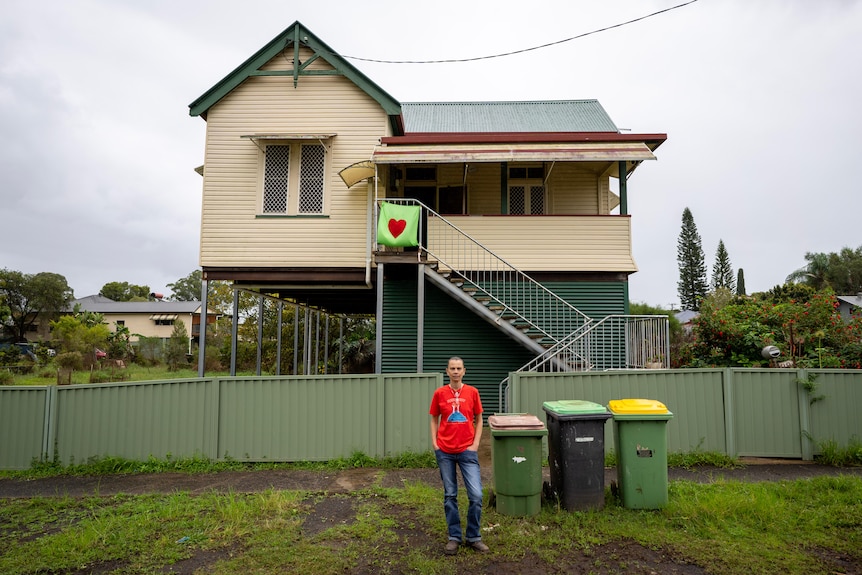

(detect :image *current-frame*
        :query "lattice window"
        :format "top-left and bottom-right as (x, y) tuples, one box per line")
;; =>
(530, 185), (545, 214)
(263, 145), (290, 213)
(508, 164), (545, 215)
(298, 144), (325, 214)
(510, 185), (526, 215)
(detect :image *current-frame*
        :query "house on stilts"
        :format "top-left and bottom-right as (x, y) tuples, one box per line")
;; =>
(189, 22), (669, 413)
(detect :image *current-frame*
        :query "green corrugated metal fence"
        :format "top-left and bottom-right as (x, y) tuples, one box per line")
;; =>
(2, 369), (860, 470)
(509, 368), (862, 459)
(0, 373), (441, 470)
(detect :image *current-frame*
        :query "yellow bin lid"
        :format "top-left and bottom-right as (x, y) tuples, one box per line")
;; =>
(608, 398), (670, 415)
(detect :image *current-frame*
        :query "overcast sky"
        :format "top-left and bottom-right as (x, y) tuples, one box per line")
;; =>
(2, 0), (860, 308)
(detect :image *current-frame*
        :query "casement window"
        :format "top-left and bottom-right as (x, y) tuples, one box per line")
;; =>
(261, 141), (328, 215)
(508, 164), (545, 215)
(401, 166), (466, 214)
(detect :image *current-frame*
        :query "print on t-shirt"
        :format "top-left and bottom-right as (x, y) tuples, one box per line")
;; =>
(447, 394), (469, 423)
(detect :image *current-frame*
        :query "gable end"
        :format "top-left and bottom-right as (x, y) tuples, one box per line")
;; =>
(189, 21), (402, 120)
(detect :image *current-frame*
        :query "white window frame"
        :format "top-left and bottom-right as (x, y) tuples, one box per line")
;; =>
(259, 139), (330, 216)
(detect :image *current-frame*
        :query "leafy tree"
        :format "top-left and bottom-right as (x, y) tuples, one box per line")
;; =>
(167, 270), (202, 302)
(711, 239), (736, 292)
(0, 269), (73, 342)
(787, 246), (862, 294)
(736, 268), (746, 296)
(106, 323), (135, 360)
(165, 319), (189, 371)
(823, 246), (862, 294)
(50, 314), (110, 367)
(167, 270), (237, 315)
(786, 252), (832, 291)
(684, 286), (862, 368)
(677, 208), (708, 311)
(99, 281), (151, 302)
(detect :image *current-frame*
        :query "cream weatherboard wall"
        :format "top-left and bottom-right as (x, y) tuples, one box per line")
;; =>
(429, 215), (636, 272)
(199, 46), (391, 269)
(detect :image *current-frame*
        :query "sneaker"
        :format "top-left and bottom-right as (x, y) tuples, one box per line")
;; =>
(444, 540), (460, 555)
(467, 540), (489, 553)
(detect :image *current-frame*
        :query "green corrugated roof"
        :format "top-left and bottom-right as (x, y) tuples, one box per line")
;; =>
(401, 100), (618, 133)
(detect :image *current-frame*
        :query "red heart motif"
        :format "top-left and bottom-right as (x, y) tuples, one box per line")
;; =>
(388, 218), (407, 238)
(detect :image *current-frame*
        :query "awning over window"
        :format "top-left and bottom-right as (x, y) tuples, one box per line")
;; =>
(150, 314), (179, 321)
(370, 142), (656, 164)
(338, 160), (376, 188)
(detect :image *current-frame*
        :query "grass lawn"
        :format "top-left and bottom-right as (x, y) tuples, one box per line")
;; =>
(1, 474), (861, 574)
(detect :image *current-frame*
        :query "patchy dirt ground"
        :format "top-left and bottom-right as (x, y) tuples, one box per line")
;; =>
(3, 440), (862, 574)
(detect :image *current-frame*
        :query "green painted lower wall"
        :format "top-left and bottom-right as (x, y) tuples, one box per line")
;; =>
(537, 281), (627, 318)
(421, 281), (535, 414)
(381, 274), (419, 373)
(380, 271), (627, 414)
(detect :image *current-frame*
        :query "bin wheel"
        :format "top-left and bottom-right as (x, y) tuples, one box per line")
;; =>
(542, 481), (557, 505)
(488, 489), (496, 509)
(609, 480), (620, 501)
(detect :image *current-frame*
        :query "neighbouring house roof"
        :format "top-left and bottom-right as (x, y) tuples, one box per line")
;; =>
(837, 294), (862, 308)
(401, 101), (618, 133)
(674, 310), (699, 324)
(72, 296), (208, 315)
(188, 21), (402, 121)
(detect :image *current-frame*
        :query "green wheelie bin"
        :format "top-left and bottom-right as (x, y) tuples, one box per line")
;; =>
(543, 400), (612, 511)
(608, 399), (673, 510)
(487, 414), (548, 517)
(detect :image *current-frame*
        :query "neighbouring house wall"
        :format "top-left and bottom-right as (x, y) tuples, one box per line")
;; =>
(200, 46), (391, 269)
(101, 313), (196, 342)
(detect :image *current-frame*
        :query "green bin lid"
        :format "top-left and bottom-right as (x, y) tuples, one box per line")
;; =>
(542, 400), (608, 416)
(608, 398), (670, 415)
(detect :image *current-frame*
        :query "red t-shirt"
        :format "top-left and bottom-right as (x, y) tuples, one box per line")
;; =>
(430, 384), (483, 454)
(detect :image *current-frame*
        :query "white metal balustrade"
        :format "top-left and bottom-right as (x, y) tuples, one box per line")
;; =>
(378, 199), (592, 346)
(375, 199), (670, 412)
(499, 314), (670, 410)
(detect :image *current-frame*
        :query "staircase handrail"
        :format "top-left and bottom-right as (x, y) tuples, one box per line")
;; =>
(498, 314), (670, 410)
(378, 198), (591, 343)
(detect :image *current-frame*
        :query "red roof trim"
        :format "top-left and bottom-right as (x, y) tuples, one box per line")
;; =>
(381, 132), (667, 146)
(373, 146), (650, 156)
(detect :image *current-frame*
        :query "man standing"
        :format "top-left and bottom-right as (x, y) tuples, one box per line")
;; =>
(429, 357), (489, 555)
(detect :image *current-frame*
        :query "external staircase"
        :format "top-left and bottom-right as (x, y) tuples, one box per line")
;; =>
(377, 199), (670, 404)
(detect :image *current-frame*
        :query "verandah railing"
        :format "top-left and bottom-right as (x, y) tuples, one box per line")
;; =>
(499, 314), (670, 410)
(378, 199), (592, 345)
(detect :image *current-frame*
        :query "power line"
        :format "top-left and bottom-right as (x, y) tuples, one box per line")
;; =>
(339, 0), (700, 65)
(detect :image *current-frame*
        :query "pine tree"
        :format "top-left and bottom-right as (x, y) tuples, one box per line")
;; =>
(736, 268), (746, 296)
(711, 239), (736, 292)
(677, 207), (708, 311)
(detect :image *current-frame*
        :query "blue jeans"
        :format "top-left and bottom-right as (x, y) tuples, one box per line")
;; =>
(434, 449), (483, 542)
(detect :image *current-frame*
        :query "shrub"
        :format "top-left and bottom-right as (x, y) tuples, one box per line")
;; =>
(0, 370), (14, 385)
(683, 287), (862, 368)
(55, 351), (83, 371)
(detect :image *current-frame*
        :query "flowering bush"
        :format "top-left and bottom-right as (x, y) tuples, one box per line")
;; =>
(683, 287), (862, 368)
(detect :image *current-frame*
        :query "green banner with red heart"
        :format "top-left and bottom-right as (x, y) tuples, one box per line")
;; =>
(377, 201), (420, 247)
